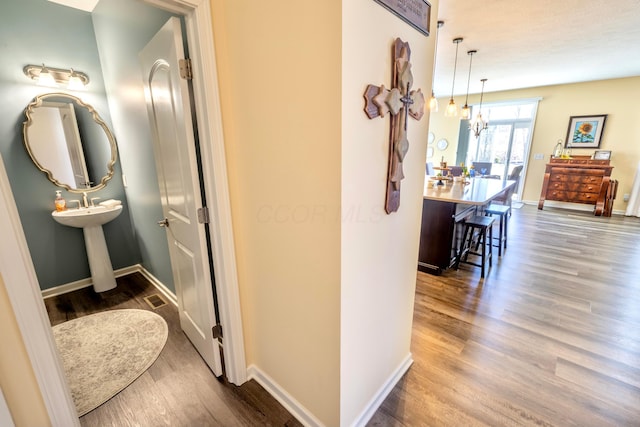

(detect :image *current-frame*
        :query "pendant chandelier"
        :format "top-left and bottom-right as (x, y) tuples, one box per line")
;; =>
(460, 50), (476, 120)
(444, 37), (463, 117)
(470, 78), (489, 137)
(428, 21), (445, 112)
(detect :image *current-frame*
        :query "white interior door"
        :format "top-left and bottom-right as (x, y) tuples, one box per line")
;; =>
(139, 17), (222, 376)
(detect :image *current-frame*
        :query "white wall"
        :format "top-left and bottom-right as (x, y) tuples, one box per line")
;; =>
(341, 0), (438, 425)
(211, 1), (342, 424)
(211, 0), (438, 424)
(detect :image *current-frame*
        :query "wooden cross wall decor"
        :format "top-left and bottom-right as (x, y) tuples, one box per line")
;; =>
(364, 38), (425, 214)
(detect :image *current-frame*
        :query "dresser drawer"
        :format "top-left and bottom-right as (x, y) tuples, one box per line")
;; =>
(549, 158), (610, 166)
(546, 190), (599, 203)
(547, 181), (601, 193)
(549, 173), (603, 185)
(539, 162), (613, 215)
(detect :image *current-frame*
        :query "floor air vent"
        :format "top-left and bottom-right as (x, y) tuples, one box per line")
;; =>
(144, 294), (168, 310)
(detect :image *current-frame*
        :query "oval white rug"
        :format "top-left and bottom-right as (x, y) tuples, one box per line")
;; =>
(52, 309), (168, 417)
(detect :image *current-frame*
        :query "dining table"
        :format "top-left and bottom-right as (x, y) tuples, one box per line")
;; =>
(417, 177), (516, 275)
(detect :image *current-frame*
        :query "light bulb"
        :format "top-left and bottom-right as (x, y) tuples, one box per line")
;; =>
(444, 98), (458, 117)
(461, 104), (471, 120)
(429, 93), (439, 112)
(38, 66), (56, 87)
(67, 74), (84, 90)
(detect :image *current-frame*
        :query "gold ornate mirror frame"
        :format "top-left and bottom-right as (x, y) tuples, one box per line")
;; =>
(22, 92), (118, 193)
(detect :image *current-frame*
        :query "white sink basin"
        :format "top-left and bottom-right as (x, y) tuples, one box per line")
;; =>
(52, 205), (122, 228)
(51, 203), (123, 292)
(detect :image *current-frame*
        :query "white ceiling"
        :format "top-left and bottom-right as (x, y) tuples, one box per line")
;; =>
(432, 0), (640, 98)
(47, 0), (99, 12)
(47, 0), (640, 96)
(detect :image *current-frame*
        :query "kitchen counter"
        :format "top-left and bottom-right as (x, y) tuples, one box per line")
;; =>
(424, 177), (516, 205)
(418, 178), (516, 275)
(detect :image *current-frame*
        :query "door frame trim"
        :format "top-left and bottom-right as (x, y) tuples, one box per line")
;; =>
(0, 153), (79, 426)
(142, 0), (247, 385)
(0, 0), (245, 424)
(182, 0), (246, 385)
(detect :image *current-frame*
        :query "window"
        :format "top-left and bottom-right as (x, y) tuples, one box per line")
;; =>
(459, 98), (540, 198)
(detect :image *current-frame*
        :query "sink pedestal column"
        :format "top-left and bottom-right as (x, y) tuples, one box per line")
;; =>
(83, 225), (117, 292)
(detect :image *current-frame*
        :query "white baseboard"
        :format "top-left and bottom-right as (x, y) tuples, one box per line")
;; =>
(0, 387), (15, 427)
(247, 353), (413, 427)
(41, 277), (93, 299)
(534, 200), (595, 212)
(521, 199), (626, 216)
(247, 365), (325, 427)
(135, 265), (178, 306)
(41, 264), (177, 307)
(349, 353), (414, 427)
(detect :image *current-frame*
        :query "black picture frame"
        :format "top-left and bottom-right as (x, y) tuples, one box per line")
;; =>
(373, 0), (431, 36)
(565, 114), (607, 148)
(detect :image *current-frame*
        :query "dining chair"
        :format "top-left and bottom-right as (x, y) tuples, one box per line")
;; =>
(426, 162), (436, 176)
(492, 165), (523, 209)
(449, 166), (464, 177)
(472, 161), (493, 176)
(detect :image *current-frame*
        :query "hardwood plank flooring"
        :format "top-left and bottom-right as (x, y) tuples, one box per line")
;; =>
(45, 205), (640, 426)
(370, 204), (640, 426)
(44, 273), (303, 427)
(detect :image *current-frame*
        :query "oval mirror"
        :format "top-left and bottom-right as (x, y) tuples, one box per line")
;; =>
(22, 92), (117, 193)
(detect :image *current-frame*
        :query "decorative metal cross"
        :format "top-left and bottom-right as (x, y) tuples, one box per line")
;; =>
(364, 38), (425, 214)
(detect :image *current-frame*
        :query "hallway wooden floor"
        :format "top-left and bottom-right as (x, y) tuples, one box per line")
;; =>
(369, 204), (640, 426)
(45, 204), (640, 426)
(45, 273), (302, 427)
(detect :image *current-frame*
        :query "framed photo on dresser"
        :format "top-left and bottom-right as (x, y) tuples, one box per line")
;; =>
(594, 150), (612, 160)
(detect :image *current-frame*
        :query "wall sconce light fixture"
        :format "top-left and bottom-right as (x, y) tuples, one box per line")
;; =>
(23, 64), (90, 90)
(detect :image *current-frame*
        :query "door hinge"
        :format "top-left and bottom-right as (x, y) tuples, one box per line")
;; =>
(179, 58), (193, 80)
(212, 324), (223, 339)
(197, 207), (209, 224)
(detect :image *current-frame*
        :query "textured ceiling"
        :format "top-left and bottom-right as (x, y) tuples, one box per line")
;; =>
(47, 0), (99, 12)
(432, 0), (640, 98)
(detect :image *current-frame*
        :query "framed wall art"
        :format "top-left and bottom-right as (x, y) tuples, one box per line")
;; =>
(373, 0), (431, 36)
(565, 114), (607, 148)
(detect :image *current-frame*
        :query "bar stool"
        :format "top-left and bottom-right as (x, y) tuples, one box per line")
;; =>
(456, 215), (495, 278)
(485, 203), (510, 256)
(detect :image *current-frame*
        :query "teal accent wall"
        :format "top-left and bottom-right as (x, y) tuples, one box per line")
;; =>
(0, 0), (175, 292)
(92, 0), (177, 293)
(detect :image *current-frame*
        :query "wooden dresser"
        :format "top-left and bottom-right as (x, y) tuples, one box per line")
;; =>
(538, 157), (613, 216)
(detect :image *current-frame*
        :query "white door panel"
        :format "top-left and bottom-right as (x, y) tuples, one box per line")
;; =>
(140, 17), (222, 375)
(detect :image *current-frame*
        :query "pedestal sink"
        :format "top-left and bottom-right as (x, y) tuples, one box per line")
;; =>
(52, 204), (123, 292)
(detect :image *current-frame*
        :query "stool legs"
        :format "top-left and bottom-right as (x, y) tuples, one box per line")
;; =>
(503, 214), (507, 251)
(488, 223), (493, 269)
(485, 205), (510, 256)
(456, 217), (494, 278)
(477, 224), (493, 278)
(496, 213), (507, 256)
(496, 214), (504, 256)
